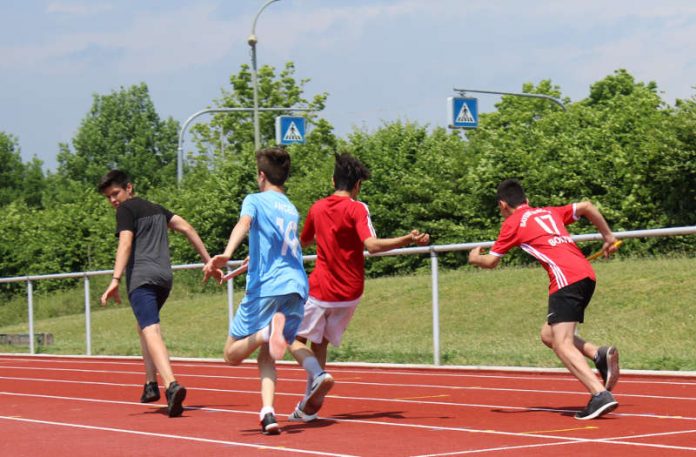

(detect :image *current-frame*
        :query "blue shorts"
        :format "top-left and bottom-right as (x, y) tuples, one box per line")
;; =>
(128, 285), (170, 329)
(230, 293), (305, 343)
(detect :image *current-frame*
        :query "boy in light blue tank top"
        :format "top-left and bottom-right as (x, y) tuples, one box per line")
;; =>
(204, 147), (323, 435)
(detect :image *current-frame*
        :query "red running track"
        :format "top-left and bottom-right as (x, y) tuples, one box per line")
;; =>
(1, 355), (695, 456)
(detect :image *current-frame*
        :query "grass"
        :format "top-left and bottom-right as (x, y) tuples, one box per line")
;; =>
(1, 256), (695, 371)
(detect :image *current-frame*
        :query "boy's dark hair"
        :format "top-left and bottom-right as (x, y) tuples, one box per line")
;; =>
(256, 147), (291, 186)
(496, 179), (527, 208)
(333, 153), (371, 191)
(98, 170), (130, 193)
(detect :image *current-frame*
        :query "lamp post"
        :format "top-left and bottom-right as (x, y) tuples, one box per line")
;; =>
(177, 106), (312, 184)
(249, 0), (281, 151)
(453, 88), (566, 111)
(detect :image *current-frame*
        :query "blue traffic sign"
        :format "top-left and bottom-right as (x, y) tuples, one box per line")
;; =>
(447, 97), (478, 129)
(275, 116), (306, 145)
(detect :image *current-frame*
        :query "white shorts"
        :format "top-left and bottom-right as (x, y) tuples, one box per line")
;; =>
(296, 296), (360, 347)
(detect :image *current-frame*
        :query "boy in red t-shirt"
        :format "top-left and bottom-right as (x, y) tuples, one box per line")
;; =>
(287, 153), (430, 422)
(469, 179), (621, 420)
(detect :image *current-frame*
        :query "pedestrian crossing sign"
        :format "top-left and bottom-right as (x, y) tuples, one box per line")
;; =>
(448, 97), (478, 129)
(275, 116), (306, 145)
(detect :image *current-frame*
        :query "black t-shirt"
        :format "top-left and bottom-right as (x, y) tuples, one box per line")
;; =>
(115, 197), (174, 293)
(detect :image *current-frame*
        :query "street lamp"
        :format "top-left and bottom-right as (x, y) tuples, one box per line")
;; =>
(453, 88), (566, 111)
(177, 106), (313, 184)
(249, 0), (281, 151)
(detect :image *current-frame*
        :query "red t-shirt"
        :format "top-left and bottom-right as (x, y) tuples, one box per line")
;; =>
(300, 195), (376, 302)
(490, 203), (595, 294)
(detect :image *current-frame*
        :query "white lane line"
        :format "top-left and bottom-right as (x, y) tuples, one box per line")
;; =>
(5, 390), (696, 454)
(2, 376), (695, 422)
(0, 391), (597, 442)
(0, 376), (304, 400)
(3, 384), (695, 433)
(410, 428), (696, 456)
(4, 390), (695, 457)
(411, 440), (580, 456)
(0, 415), (357, 457)
(1, 365), (695, 403)
(2, 356), (695, 386)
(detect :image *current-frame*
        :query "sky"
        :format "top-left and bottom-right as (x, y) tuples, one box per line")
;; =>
(1, 0), (695, 170)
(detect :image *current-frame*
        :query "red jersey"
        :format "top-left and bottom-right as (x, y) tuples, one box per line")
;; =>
(490, 203), (595, 294)
(300, 194), (376, 302)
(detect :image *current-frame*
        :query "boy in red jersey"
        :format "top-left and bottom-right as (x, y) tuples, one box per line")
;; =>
(287, 153), (430, 422)
(469, 179), (620, 420)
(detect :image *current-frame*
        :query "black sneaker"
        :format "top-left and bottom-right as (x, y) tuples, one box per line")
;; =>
(594, 346), (620, 391)
(575, 391), (618, 420)
(260, 412), (280, 435)
(140, 381), (160, 403)
(165, 382), (187, 418)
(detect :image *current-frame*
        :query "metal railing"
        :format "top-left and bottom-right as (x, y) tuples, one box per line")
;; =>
(1, 226), (694, 362)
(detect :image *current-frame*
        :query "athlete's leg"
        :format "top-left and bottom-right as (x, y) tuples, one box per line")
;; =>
(257, 344), (276, 409)
(540, 322), (599, 359)
(137, 322), (158, 383)
(140, 323), (175, 388)
(310, 339), (330, 369)
(224, 331), (266, 365)
(549, 321), (605, 394)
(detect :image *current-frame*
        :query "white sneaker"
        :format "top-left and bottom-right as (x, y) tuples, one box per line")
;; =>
(288, 401), (318, 422)
(304, 372), (334, 415)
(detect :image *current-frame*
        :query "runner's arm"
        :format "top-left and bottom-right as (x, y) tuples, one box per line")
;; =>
(168, 215), (211, 263)
(468, 246), (501, 269)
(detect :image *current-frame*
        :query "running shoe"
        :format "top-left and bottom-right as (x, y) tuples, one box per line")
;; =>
(574, 390), (618, 420)
(288, 401), (318, 423)
(303, 372), (334, 416)
(261, 412), (281, 435)
(594, 346), (620, 391)
(140, 381), (160, 403)
(268, 312), (287, 360)
(165, 381), (187, 418)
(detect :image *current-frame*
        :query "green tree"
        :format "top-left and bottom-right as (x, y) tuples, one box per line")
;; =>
(57, 83), (179, 193)
(656, 93), (696, 227)
(0, 132), (46, 208)
(163, 61), (336, 265)
(0, 132), (26, 206)
(0, 189), (113, 280)
(190, 62), (328, 163)
(22, 157), (46, 207)
(343, 121), (472, 275)
(462, 70), (692, 256)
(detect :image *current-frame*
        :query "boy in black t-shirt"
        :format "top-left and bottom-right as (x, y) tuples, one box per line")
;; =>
(98, 170), (212, 417)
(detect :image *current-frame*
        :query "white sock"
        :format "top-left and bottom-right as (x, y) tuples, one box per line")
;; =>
(259, 405), (274, 420)
(259, 325), (270, 342)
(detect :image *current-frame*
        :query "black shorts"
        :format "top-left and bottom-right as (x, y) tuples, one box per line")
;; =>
(547, 277), (596, 325)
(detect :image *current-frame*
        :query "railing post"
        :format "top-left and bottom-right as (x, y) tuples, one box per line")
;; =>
(430, 248), (441, 365)
(84, 275), (92, 356)
(27, 280), (35, 355)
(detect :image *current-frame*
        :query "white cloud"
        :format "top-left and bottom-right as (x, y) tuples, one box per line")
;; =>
(109, 5), (242, 74)
(255, 1), (430, 52)
(1, 4), (246, 75)
(46, 1), (113, 16)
